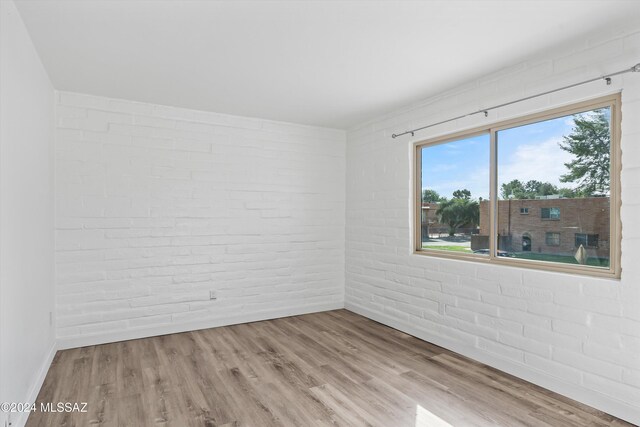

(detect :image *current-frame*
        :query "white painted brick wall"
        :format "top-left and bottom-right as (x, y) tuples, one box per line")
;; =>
(55, 92), (345, 347)
(345, 25), (640, 424)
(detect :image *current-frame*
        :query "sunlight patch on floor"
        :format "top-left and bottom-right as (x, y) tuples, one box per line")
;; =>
(415, 404), (454, 427)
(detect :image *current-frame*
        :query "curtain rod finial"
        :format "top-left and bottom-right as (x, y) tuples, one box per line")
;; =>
(632, 63), (640, 72)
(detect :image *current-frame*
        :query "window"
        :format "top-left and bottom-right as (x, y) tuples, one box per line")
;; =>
(575, 233), (599, 248)
(546, 232), (561, 246)
(415, 94), (620, 278)
(417, 133), (490, 257)
(541, 207), (560, 220)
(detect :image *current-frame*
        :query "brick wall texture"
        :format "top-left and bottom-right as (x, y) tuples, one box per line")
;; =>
(54, 93), (346, 341)
(479, 197), (611, 258)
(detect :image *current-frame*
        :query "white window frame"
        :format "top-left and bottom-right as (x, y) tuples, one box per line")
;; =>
(414, 94), (621, 279)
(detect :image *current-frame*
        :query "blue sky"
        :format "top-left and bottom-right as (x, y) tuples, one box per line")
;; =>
(422, 133), (491, 200)
(421, 108), (610, 200)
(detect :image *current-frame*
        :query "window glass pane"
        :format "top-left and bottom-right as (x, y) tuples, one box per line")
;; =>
(541, 207), (560, 219)
(420, 134), (490, 256)
(496, 107), (611, 268)
(545, 232), (560, 246)
(575, 233), (599, 248)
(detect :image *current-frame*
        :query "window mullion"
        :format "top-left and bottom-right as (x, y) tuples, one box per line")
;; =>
(489, 129), (497, 261)
(415, 145), (422, 252)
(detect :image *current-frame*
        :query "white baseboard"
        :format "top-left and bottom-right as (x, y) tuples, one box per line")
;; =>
(57, 301), (344, 350)
(14, 341), (57, 427)
(345, 301), (640, 427)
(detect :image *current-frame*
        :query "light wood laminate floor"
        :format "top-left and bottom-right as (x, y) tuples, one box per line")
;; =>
(26, 310), (633, 426)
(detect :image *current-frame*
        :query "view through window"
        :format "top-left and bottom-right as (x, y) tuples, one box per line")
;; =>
(418, 96), (619, 276)
(496, 107), (611, 268)
(420, 133), (490, 257)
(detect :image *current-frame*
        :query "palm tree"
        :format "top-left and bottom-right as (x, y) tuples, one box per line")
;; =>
(436, 198), (479, 236)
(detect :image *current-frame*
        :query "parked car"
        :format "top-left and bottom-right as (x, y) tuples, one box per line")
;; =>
(472, 249), (515, 257)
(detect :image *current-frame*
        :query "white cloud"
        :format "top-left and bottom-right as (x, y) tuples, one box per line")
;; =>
(423, 165), (490, 200)
(498, 136), (575, 189)
(429, 163), (457, 173)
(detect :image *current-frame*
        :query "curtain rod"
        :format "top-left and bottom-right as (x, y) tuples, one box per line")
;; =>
(391, 63), (640, 139)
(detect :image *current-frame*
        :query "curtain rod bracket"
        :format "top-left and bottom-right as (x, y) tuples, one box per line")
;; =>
(605, 77), (612, 85)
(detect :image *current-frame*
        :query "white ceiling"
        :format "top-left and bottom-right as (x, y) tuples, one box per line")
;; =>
(15, 0), (640, 129)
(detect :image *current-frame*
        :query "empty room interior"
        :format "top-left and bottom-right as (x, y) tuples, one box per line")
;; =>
(2, 0), (640, 426)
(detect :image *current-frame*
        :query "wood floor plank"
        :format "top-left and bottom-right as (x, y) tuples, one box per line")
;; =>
(85, 383), (118, 427)
(116, 341), (144, 397)
(91, 342), (118, 387)
(317, 363), (414, 426)
(309, 383), (379, 427)
(218, 366), (284, 426)
(26, 310), (635, 427)
(115, 393), (146, 427)
(431, 353), (617, 427)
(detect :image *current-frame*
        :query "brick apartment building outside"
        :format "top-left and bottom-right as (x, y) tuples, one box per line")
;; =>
(477, 197), (610, 258)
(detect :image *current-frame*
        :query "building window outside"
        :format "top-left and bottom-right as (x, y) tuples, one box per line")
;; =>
(575, 233), (599, 248)
(541, 207), (560, 220)
(415, 94), (620, 278)
(546, 232), (561, 246)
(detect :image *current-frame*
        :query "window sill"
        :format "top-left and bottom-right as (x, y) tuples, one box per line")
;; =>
(413, 248), (620, 279)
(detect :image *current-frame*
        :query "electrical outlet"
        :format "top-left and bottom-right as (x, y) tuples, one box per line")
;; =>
(49, 311), (53, 326)
(209, 290), (217, 300)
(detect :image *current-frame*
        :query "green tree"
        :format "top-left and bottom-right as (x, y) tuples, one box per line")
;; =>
(452, 189), (471, 200)
(422, 188), (445, 203)
(557, 187), (580, 198)
(523, 180), (557, 197)
(501, 179), (559, 199)
(501, 179), (579, 199)
(560, 109), (610, 195)
(501, 179), (526, 199)
(436, 198), (479, 236)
